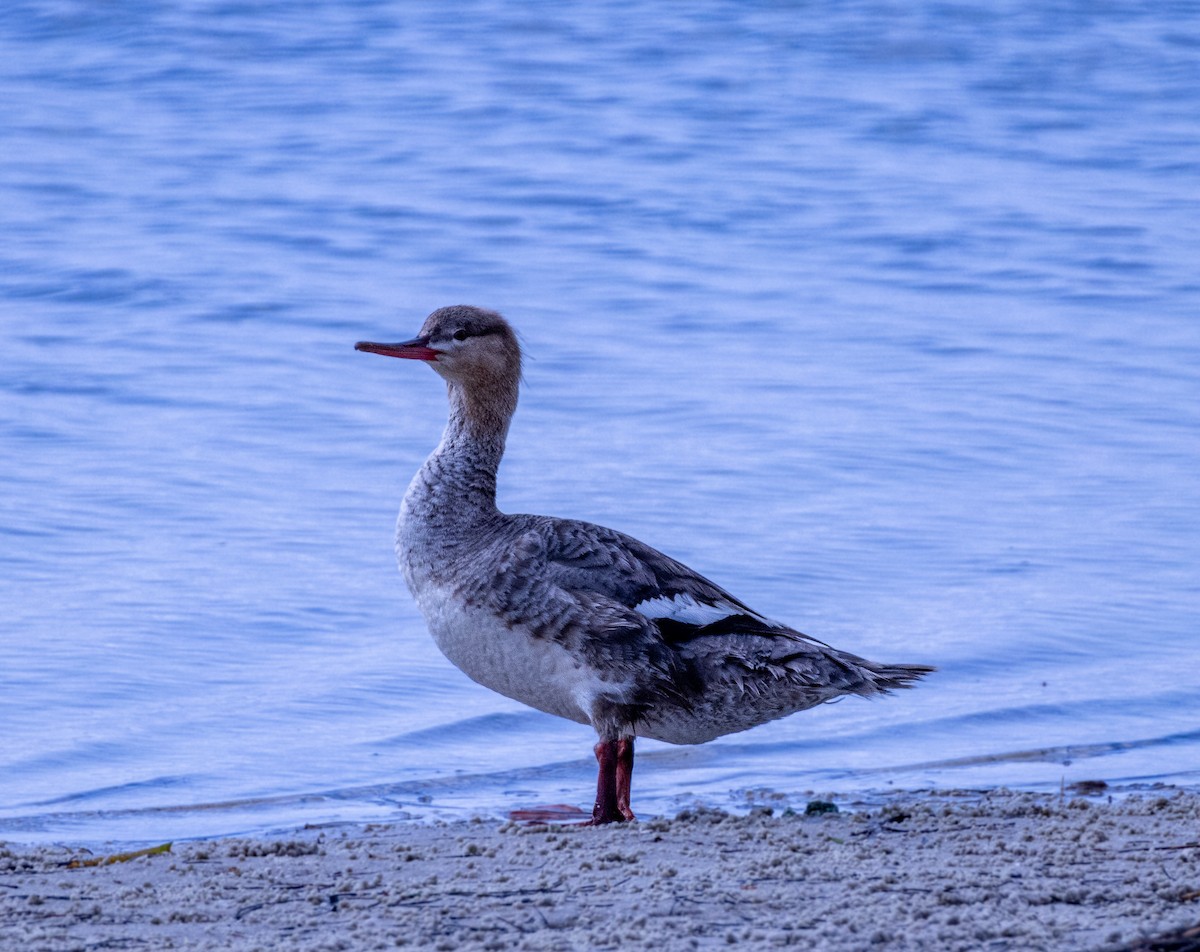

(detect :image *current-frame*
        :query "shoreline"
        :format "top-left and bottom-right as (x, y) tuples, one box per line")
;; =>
(4, 787), (1199, 951)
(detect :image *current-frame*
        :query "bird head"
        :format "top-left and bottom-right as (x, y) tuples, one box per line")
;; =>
(356, 305), (522, 393)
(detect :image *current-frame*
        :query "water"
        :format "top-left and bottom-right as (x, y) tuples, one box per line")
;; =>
(1, 1), (1198, 843)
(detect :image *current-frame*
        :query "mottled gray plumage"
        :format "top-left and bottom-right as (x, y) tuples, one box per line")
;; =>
(356, 305), (934, 823)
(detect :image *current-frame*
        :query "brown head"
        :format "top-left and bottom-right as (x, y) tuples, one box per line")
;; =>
(356, 305), (522, 437)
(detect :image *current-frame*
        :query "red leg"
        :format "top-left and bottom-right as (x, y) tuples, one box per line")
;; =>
(615, 737), (635, 821)
(508, 737), (635, 826)
(592, 740), (623, 824)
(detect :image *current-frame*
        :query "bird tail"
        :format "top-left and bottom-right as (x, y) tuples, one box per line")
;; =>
(864, 662), (936, 693)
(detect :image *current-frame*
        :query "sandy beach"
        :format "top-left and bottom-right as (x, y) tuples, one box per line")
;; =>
(3, 787), (1199, 951)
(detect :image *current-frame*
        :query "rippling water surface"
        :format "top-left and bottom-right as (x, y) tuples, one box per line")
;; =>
(2, 1), (1198, 843)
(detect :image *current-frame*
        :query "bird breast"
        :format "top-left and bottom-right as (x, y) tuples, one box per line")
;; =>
(407, 578), (599, 728)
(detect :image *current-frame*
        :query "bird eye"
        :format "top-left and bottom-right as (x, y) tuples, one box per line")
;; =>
(453, 329), (468, 342)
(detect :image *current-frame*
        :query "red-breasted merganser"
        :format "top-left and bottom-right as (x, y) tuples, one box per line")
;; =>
(356, 305), (934, 824)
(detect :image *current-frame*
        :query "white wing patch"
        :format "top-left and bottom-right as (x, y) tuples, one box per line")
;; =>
(634, 592), (743, 627)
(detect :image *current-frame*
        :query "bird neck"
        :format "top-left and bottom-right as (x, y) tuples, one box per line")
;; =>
(414, 376), (518, 518)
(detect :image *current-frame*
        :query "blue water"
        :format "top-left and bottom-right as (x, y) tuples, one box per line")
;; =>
(2, 1), (1198, 843)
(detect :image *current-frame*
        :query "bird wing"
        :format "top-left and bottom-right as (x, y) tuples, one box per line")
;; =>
(482, 517), (921, 740)
(524, 515), (761, 618)
(508, 516), (853, 685)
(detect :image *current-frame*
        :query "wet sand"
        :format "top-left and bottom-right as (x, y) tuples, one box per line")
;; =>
(3, 787), (1199, 951)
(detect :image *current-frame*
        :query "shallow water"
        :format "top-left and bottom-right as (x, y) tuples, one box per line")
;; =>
(1, 1), (1198, 843)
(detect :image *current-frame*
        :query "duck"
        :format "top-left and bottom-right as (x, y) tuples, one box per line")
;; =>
(356, 305), (934, 824)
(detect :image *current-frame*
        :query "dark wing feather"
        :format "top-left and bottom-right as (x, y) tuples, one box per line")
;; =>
(493, 516), (931, 734)
(524, 516), (896, 684)
(526, 515), (763, 618)
(517, 515), (853, 675)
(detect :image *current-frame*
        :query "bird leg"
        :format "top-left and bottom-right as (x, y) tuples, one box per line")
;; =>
(510, 737), (635, 826)
(591, 737), (636, 824)
(615, 737), (636, 822)
(592, 740), (624, 824)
